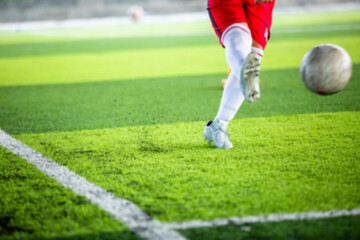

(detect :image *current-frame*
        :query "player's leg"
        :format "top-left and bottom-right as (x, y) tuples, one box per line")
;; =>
(240, 1), (275, 102)
(204, 25), (252, 149)
(204, 0), (251, 149)
(215, 25), (252, 123)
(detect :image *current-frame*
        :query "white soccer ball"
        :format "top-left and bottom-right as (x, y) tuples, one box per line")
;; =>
(300, 44), (352, 95)
(127, 5), (144, 22)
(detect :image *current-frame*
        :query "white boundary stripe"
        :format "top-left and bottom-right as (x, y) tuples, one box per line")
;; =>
(165, 208), (360, 230)
(0, 129), (186, 240)
(17, 23), (360, 39)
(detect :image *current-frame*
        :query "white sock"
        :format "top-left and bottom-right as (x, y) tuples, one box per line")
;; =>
(214, 25), (252, 123)
(251, 47), (264, 61)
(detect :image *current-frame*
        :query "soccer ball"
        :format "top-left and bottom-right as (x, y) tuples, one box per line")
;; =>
(127, 5), (144, 22)
(300, 44), (352, 95)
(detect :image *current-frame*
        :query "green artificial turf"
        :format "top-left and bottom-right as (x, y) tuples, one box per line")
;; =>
(0, 22), (359, 87)
(273, 10), (360, 27)
(0, 65), (359, 134)
(0, 147), (140, 240)
(1, 21), (359, 135)
(16, 111), (360, 222)
(1, 9), (360, 240)
(0, 44), (225, 86)
(179, 215), (360, 240)
(0, 24), (358, 59)
(0, 35), (217, 59)
(0, 10), (359, 45)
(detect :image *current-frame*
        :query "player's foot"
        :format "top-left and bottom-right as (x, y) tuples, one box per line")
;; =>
(203, 120), (233, 149)
(240, 52), (261, 103)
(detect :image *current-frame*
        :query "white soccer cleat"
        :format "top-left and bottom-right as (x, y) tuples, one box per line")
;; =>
(240, 52), (261, 103)
(203, 120), (233, 149)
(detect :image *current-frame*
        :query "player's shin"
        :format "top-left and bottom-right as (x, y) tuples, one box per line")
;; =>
(215, 25), (252, 122)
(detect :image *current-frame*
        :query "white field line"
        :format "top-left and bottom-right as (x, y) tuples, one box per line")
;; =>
(0, 129), (187, 240)
(3, 21), (359, 40)
(5, 23), (360, 40)
(165, 208), (360, 230)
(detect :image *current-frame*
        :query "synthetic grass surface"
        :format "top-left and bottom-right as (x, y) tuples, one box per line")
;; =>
(0, 33), (359, 87)
(1, 65), (359, 134)
(16, 112), (360, 222)
(0, 24), (358, 59)
(1, 11), (360, 87)
(273, 10), (360, 27)
(0, 147), (139, 240)
(179, 215), (360, 240)
(0, 23), (359, 134)
(1, 9), (360, 240)
(0, 10), (359, 44)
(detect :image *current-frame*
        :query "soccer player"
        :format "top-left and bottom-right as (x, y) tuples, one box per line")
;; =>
(204, 0), (275, 149)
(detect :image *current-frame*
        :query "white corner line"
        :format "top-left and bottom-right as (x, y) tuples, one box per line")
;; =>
(164, 208), (360, 230)
(0, 129), (187, 240)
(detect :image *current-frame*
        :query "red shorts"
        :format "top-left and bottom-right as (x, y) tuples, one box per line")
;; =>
(207, 0), (275, 49)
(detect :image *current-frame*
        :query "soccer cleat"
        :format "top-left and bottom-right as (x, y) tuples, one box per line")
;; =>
(240, 52), (261, 103)
(203, 120), (233, 149)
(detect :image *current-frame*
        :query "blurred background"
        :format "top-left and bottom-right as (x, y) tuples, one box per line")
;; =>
(0, 0), (359, 23)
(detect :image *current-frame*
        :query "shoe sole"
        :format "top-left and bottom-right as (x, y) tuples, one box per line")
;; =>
(241, 53), (261, 103)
